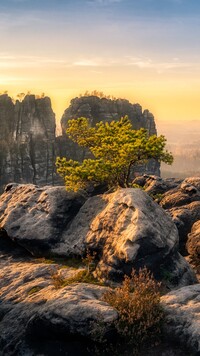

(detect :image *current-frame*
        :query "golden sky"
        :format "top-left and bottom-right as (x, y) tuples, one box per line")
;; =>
(1, 0), (200, 137)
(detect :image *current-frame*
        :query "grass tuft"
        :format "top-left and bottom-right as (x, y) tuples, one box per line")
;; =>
(27, 286), (43, 295)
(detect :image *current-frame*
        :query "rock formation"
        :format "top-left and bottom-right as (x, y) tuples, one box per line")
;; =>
(0, 94), (160, 191)
(161, 284), (200, 354)
(0, 94), (56, 191)
(0, 183), (87, 256)
(61, 96), (157, 134)
(0, 238), (117, 355)
(159, 178), (200, 255)
(0, 183), (196, 288)
(0, 181), (199, 355)
(133, 175), (200, 272)
(57, 95), (160, 175)
(187, 220), (200, 260)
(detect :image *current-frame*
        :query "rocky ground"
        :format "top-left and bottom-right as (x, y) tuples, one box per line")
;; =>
(0, 177), (199, 355)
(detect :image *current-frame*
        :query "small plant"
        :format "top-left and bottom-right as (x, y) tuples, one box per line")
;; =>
(149, 193), (164, 202)
(51, 271), (65, 289)
(34, 257), (55, 265)
(62, 269), (102, 286)
(27, 286), (43, 295)
(131, 183), (144, 189)
(82, 249), (97, 273)
(102, 267), (163, 349)
(160, 268), (173, 283)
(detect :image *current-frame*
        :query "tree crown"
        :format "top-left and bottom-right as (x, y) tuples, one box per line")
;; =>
(56, 116), (173, 191)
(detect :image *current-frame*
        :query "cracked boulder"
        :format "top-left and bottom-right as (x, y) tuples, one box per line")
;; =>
(0, 183), (86, 256)
(159, 177), (200, 254)
(0, 185), (196, 287)
(54, 188), (196, 287)
(132, 175), (181, 195)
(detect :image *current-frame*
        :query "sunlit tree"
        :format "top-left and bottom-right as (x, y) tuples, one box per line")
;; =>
(56, 116), (173, 191)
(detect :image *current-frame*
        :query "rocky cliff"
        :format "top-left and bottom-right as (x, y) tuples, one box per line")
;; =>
(0, 94), (160, 191)
(61, 96), (157, 134)
(58, 96), (159, 175)
(0, 94), (56, 190)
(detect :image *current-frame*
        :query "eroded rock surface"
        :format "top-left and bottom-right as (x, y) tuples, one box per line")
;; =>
(0, 94), (161, 192)
(160, 180), (200, 210)
(132, 175), (181, 195)
(0, 94), (56, 190)
(57, 95), (160, 176)
(0, 183), (86, 255)
(159, 177), (200, 254)
(161, 284), (200, 355)
(0, 248), (117, 356)
(187, 220), (200, 260)
(54, 188), (196, 286)
(61, 96), (157, 135)
(0, 182), (199, 355)
(136, 176), (200, 259)
(0, 184), (196, 287)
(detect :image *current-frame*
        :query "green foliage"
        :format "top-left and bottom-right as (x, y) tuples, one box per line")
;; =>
(51, 269), (101, 288)
(102, 267), (164, 348)
(51, 251), (99, 288)
(131, 183), (144, 190)
(79, 90), (117, 100)
(27, 286), (43, 295)
(160, 268), (173, 283)
(62, 269), (102, 286)
(34, 256), (83, 268)
(149, 193), (164, 202)
(56, 116), (173, 191)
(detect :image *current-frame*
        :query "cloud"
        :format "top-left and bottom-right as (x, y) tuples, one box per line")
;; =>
(0, 52), (199, 76)
(70, 55), (200, 74)
(72, 59), (100, 66)
(0, 54), (66, 69)
(125, 56), (199, 73)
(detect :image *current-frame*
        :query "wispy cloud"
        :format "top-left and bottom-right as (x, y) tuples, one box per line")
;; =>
(1, 52), (198, 74)
(0, 53), (66, 69)
(72, 59), (100, 67)
(70, 55), (200, 74)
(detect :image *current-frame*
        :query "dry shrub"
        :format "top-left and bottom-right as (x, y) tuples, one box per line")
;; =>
(51, 272), (65, 289)
(102, 267), (163, 347)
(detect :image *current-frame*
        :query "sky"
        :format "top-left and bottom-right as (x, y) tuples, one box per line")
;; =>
(0, 0), (200, 137)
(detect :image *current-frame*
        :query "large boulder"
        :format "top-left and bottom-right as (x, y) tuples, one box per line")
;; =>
(160, 180), (200, 210)
(54, 188), (196, 287)
(0, 183), (86, 255)
(0, 184), (196, 287)
(168, 201), (200, 254)
(159, 178), (200, 254)
(132, 175), (181, 195)
(161, 284), (200, 355)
